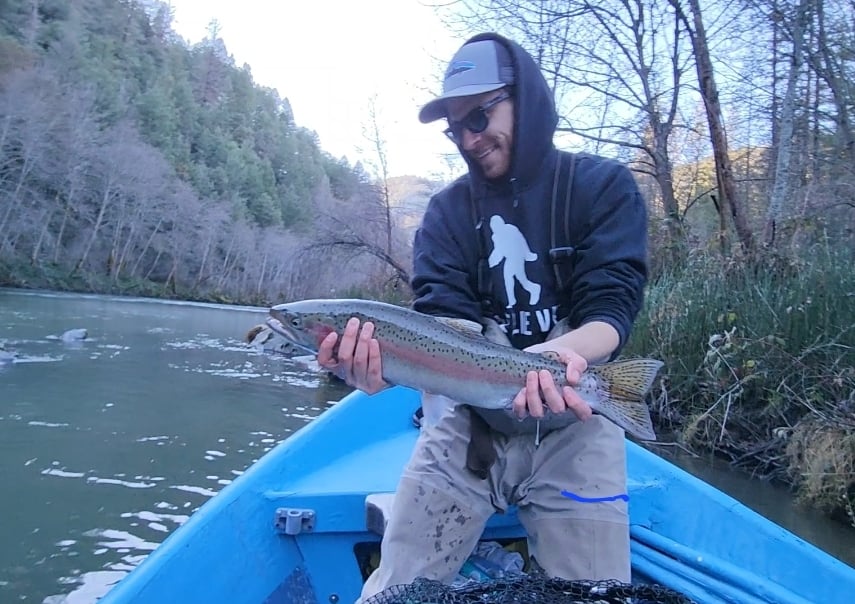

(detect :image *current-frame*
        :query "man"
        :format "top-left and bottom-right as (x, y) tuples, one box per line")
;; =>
(318, 33), (648, 600)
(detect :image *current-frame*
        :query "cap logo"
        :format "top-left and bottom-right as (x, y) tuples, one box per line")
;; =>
(446, 60), (475, 79)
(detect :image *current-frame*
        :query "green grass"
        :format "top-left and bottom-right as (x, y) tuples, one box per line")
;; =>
(624, 245), (855, 524)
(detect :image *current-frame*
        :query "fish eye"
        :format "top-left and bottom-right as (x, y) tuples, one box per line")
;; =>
(290, 317), (300, 327)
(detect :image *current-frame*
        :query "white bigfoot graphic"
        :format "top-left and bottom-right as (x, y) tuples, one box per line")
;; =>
(487, 215), (541, 307)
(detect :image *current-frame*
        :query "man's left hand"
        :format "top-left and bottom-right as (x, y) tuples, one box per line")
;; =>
(511, 348), (593, 421)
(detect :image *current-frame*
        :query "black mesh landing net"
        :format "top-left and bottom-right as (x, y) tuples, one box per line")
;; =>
(364, 576), (696, 604)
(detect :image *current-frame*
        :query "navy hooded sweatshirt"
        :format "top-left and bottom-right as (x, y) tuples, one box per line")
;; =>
(411, 33), (648, 357)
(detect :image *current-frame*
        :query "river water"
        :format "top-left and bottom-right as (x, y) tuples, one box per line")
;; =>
(0, 289), (351, 603)
(0, 289), (852, 602)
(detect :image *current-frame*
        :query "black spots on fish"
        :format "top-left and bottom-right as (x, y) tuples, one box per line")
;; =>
(417, 485), (426, 496)
(451, 537), (466, 547)
(442, 448), (450, 459)
(454, 513), (467, 526)
(434, 524), (444, 538)
(434, 539), (443, 553)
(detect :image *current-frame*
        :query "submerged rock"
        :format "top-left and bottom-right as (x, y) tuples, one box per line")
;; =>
(245, 324), (293, 355)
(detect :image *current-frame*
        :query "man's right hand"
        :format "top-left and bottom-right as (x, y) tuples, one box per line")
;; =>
(316, 317), (388, 394)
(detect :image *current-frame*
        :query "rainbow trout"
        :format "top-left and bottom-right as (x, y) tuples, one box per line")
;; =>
(267, 299), (663, 440)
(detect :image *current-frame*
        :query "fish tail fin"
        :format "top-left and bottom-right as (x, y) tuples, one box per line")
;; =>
(589, 359), (664, 441)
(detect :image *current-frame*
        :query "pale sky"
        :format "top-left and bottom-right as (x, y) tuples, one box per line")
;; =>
(168, 0), (467, 179)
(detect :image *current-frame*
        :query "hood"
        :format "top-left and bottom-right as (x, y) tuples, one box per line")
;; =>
(458, 33), (559, 192)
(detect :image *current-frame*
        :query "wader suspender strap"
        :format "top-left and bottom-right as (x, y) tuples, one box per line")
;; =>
(549, 152), (577, 292)
(469, 193), (500, 479)
(471, 194), (501, 321)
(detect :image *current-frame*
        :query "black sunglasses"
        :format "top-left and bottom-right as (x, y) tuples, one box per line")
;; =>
(444, 90), (511, 143)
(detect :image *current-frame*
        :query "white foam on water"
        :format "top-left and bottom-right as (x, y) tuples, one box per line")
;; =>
(272, 373), (321, 388)
(135, 435), (170, 443)
(43, 570), (126, 604)
(170, 484), (217, 498)
(147, 522), (168, 533)
(146, 327), (172, 334)
(289, 413), (316, 421)
(205, 368), (263, 378)
(163, 337), (223, 351)
(82, 528), (159, 552)
(11, 354), (64, 364)
(85, 477), (157, 489)
(42, 469), (85, 479)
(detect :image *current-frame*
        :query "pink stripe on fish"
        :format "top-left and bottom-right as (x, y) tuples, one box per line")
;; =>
(380, 339), (523, 386)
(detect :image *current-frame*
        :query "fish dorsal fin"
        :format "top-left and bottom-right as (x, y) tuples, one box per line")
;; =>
(539, 350), (563, 362)
(434, 317), (484, 337)
(434, 316), (515, 348)
(481, 317), (513, 347)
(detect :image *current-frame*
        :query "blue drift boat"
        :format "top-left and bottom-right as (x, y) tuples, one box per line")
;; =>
(100, 387), (855, 604)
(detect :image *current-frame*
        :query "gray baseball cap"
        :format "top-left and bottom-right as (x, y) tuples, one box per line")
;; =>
(418, 39), (515, 124)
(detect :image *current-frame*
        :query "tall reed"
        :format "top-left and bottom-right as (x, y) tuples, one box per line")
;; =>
(625, 245), (855, 524)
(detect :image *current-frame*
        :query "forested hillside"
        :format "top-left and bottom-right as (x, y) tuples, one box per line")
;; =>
(0, 0), (430, 303)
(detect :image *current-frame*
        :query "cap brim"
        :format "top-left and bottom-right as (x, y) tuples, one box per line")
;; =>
(418, 82), (506, 123)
